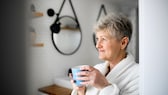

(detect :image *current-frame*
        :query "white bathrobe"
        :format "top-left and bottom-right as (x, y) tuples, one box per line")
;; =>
(71, 53), (139, 95)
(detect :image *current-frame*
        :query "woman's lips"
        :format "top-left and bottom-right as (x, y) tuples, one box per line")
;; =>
(99, 50), (105, 52)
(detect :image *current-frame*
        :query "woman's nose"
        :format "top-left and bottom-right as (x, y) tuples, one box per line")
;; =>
(96, 40), (102, 49)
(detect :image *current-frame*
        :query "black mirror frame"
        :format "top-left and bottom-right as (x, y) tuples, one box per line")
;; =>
(51, 15), (82, 55)
(47, 0), (82, 55)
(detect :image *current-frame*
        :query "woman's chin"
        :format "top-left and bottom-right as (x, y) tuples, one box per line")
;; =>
(98, 55), (106, 60)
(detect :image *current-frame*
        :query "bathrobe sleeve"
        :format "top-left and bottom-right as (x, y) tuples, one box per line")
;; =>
(99, 76), (138, 95)
(71, 89), (77, 95)
(99, 83), (119, 95)
(94, 63), (120, 95)
(70, 84), (119, 95)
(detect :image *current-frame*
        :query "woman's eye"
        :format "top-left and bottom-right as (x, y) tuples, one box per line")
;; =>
(96, 38), (98, 41)
(96, 37), (107, 42)
(102, 38), (106, 41)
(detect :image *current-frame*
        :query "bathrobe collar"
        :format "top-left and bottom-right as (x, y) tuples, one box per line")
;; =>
(104, 53), (136, 82)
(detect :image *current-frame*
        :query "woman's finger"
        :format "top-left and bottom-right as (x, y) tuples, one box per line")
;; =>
(80, 81), (90, 85)
(77, 70), (90, 76)
(80, 65), (93, 72)
(70, 79), (74, 83)
(77, 76), (89, 81)
(69, 73), (73, 78)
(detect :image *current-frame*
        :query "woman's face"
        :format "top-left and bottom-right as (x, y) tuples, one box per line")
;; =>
(96, 31), (122, 61)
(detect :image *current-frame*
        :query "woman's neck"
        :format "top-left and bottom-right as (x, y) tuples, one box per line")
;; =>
(108, 51), (127, 70)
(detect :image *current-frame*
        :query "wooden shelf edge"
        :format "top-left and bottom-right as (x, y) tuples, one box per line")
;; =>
(32, 12), (43, 17)
(32, 43), (44, 47)
(38, 84), (72, 95)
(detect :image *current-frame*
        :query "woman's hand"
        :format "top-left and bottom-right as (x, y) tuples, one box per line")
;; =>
(77, 65), (110, 90)
(69, 73), (86, 95)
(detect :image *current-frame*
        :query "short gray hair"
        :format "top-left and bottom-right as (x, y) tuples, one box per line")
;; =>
(94, 13), (132, 41)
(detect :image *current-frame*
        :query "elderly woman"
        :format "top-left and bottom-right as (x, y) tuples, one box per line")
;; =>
(69, 13), (139, 95)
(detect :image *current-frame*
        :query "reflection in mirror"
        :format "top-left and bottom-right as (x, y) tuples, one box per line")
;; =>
(53, 16), (82, 55)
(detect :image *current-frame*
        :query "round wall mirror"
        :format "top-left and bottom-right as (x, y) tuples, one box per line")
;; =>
(52, 16), (82, 55)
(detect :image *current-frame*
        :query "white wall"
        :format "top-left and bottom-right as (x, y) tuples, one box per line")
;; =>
(139, 0), (168, 94)
(27, 0), (138, 95)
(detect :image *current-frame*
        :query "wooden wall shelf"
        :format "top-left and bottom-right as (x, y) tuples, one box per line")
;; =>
(32, 12), (43, 17)
(30, 31), (44, 47)
(39, 84), (72, 95)
(32, 43), (44, 47)
(29, 4), (44, 47)
(61, 26), (80, 31)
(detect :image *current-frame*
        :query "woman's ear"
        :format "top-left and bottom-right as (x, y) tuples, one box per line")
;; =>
(120, 37), (129, 50)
